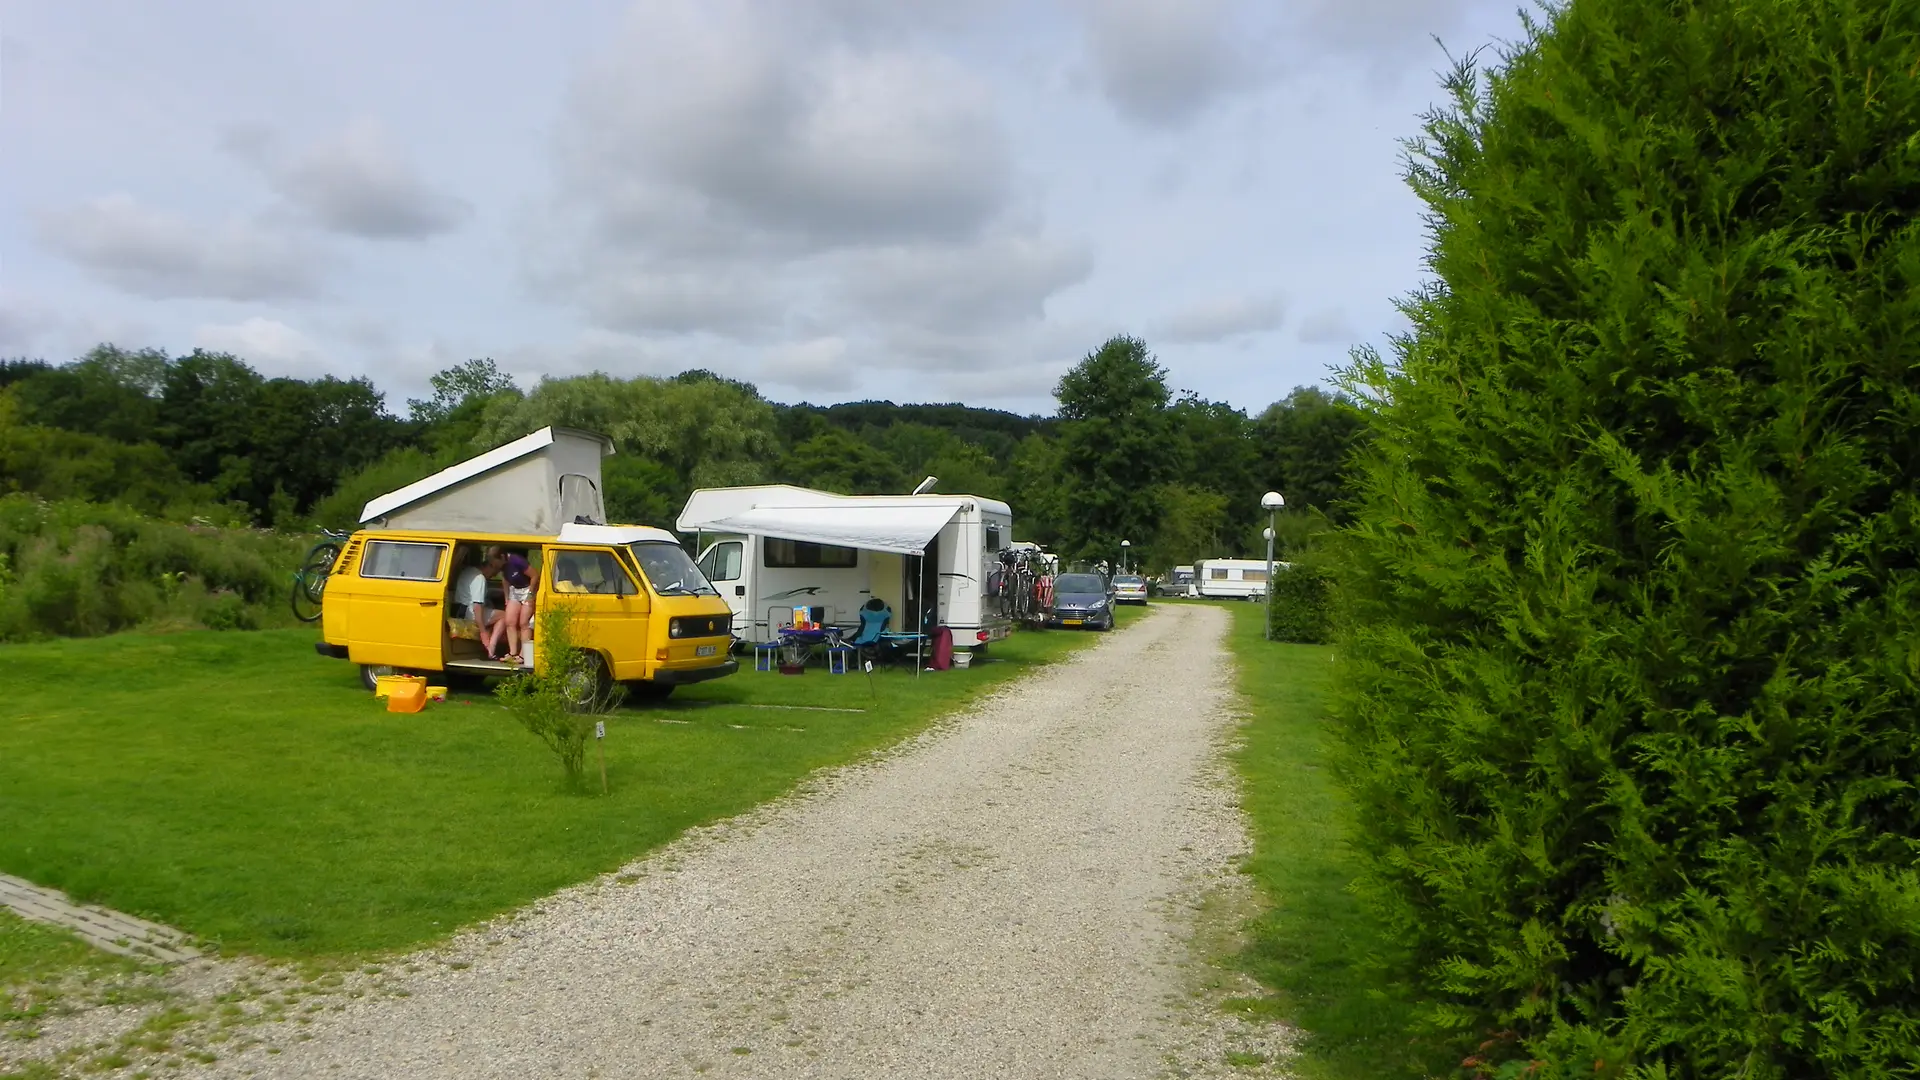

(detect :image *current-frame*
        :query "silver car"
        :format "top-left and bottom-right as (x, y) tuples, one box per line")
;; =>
(1112, 575), (1149, 605)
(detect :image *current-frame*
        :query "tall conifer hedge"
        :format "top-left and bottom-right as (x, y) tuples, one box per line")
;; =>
(1332, 1), (1920, 1076)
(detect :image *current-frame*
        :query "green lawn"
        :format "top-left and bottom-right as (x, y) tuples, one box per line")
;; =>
(0, 617), (1123, 961)
(1217, 601), (1440, 1080)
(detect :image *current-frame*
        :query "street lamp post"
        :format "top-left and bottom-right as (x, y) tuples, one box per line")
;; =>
(1120, 539), (1130, 576)
(1261, 491), (1285, 641)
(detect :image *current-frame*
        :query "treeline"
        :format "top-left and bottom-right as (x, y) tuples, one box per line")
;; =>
(0, 340), (1361, 638)
(1, 342), (1360, 558)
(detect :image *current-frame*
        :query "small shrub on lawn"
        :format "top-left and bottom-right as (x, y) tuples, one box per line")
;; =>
(495, 600), (626, 789)
(1331, 1), (1920, 1076)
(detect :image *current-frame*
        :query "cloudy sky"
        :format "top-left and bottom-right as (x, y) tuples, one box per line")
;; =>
(1, 0), (1524, 415)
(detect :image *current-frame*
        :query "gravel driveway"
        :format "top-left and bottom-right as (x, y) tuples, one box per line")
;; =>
(207, 602), (1281, 1079)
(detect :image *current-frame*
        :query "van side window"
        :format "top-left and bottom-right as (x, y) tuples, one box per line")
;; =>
(549, 549), (635, 595)
(986, 524), (1001, 550)
(700, 541), (743, 582)
(360, 541), (446, 581)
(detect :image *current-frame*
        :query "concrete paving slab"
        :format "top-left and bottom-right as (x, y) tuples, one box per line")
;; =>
(0, 872), (201, 964)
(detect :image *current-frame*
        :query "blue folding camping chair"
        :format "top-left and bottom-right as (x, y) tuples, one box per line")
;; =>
(846, 598), (892, 666)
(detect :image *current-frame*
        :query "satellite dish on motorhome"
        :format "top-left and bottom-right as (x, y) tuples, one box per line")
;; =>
(911, 476), (939, 495)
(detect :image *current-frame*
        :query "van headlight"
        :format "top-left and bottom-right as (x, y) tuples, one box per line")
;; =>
(668, 621), (683, 638)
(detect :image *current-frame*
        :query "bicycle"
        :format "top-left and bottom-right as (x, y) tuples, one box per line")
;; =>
(990, 547), (1053, 628)
(290, 528), (351, 623)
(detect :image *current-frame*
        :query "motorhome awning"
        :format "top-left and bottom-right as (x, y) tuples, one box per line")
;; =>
(697, 503), (961, 556)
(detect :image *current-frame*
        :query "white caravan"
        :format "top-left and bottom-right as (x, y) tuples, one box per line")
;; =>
(676, 485), (1015, 650)
(1194, 558), (1288, 600)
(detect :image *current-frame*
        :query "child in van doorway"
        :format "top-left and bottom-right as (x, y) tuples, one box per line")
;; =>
(488, 550), (535, 665)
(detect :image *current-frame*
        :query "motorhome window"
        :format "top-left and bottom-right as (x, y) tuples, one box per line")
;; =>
(549, 549), (635, 595)
(985, 524), (1001, 550)
(359, 541), (445, 581)
(699, 541), (744, 582)
(1242, 569), (1268, 582)
(1209, 567), (1229, 580)
(763, 539), (858, 568)
(630, 542), (718, 596)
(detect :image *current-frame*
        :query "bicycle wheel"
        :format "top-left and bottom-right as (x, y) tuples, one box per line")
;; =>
(290, 543), (340, 623)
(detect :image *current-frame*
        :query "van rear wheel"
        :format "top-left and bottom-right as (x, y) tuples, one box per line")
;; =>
(560, 653), (613, 710)
(359, 664), (396, 693)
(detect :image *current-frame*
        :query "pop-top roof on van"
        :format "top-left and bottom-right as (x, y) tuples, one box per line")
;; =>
(360, 426), (616, 535)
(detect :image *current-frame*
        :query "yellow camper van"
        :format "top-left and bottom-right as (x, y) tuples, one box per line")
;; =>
(314, 524), (737, 696)
(311, 426), (737, 696)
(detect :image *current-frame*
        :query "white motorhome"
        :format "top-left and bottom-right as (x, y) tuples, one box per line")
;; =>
(1194, 558), (1288, 600)
(1007, 540), (1059, 576)
(676, 485), (1015, 650)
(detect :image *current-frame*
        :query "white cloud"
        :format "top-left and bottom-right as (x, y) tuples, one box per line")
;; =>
(1155, 291), (1285, 343)
(530, 0), (1092, 378)
(193, 316), (327, 376)
(835, 232), (1093, 334)
(563, 3), (1009, 249)
(1297, 306), (1357, 344)
(0, 290), (57, 354)
(37, 194), (326, 301)
(228, 120), (473, 240)
(1301, 0), (1480, 56)
(756, 336), (855, 395)
(1074, 0), (1248, 128)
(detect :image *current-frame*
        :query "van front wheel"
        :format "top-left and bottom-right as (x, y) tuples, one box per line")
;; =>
(359, 664), (396, 693)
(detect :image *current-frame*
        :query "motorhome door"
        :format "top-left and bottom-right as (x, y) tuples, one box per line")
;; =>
(903, 531), (940, 636)
(697, 539), (748, 638)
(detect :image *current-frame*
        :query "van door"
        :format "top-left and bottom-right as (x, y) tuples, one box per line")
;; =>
(697, 540), (747, 637)
(347, 538), (450, 670)
(544, 546), (651, 680)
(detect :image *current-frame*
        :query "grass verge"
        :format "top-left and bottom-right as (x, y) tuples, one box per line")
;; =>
(1218, 600), (1442, 1080)
(0, 615), (1126, 961)
(1, 909), (150, 1043)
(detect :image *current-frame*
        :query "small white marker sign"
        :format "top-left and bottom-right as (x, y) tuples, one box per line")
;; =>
(863, 660), (874, 673)
(594, 721), (606, 740)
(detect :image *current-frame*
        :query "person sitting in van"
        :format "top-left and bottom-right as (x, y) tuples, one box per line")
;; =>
(456, 547), (509, 658)
(551, 553), (591, 594)
(487, 550), (536, 665)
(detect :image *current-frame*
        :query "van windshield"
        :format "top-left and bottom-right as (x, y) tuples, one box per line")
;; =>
(628, 542), (719, 596)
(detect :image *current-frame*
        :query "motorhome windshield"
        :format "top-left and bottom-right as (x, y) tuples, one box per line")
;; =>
(629, 542), (719, 596)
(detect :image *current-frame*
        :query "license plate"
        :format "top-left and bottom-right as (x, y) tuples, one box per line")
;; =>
(1063, 619), (1083, 626)
(695, 644), (717, 657)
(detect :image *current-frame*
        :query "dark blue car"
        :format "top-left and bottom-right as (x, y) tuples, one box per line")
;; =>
(1047, 572), (1115, 630)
